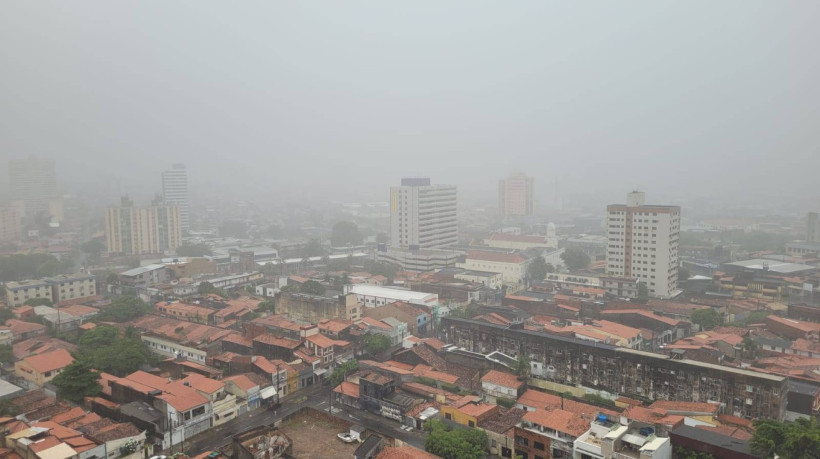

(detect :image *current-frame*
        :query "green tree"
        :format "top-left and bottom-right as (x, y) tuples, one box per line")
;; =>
(300, 280), (326, 295)
(527, 256), (549, 282)
(741, 336), (759, 360)
(258, 299), (275, 313)
(95, 295), (152, 323)
(329, 360), (359, 386)
(176, 242), (212, 257)
(24, 297), (53, 307)
(751, 418), (820, 459)
(53, 361), (101, 402)
(300, 239), (326, 258)
(362, 260), (400, 279)
(635, 282), (649, 304)
(0, 344), (13, 365)
(76, 324), (155, 376)
(560, 248), (591, 271)
(673, 446), (714, 459)
(0, 307), (13, 323)
(363, 333), (391, 355)
(331, 221), (363, 247)
(511, 354), (530, 379)
(424, 420), (487, 459)
(0, 254), (73, 282)
(80, 240), (105, 261)
(691, 308), (724, 331)
(106, 273), (119, 285)
(0, 399), (20, 417)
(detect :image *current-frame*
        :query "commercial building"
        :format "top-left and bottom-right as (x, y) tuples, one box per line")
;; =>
(161, 164), (189, 231)
(376, 246), (461, 272)
(390, 178), (457, 249)
(8, 156), (58, 220)
(347, 284), (438, 308)
(105, 197), (182, 255)
(484, 232), (555, 250)
(275, 291), (361, 323)
(454, 270), (503, 289)
(606, 192), (681, 299)
(499, 172), (534, 217)
(4, 273), (97, 307)
(458, 250), (532, 286)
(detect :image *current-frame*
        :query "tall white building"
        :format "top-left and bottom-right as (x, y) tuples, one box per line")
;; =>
(162, 164), (189, 230)
(390, 178), (457, 249)
(605, 191), (680, 299)
(105, 196), (182, 255)
(498, 172), (534, 217)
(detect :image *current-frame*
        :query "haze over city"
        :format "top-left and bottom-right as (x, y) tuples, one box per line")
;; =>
(2, 3), (820, 459)
(2, 2), (819, 209)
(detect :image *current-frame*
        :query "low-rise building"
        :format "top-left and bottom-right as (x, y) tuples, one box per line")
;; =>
(119, 264), (168, 288)
(458, 250), (532, 286)
(3, 273), (96, 308)
(5, 319), (47, 342)
(574, 414), (673, 459)
(14, 348), (74, 386)
(480, 370), (525, 404)
(347, 284), (439, 308)
(275, 291), (361, 323)
(364, 301), (431, 335)
(454, 270), (503, 289)
(376, 247), (461, 272)
(441, 395), (499, 428)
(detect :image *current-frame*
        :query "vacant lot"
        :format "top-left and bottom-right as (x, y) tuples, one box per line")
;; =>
(279, 410), (358, 459)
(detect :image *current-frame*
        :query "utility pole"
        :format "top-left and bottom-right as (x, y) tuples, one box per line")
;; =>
(275, 363), (281, 407)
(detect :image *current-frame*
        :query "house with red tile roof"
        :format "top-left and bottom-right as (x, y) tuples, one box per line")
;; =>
(14, 348), (74, 386)
(5, 319), (47, 342)
(480, 370), (524, 403)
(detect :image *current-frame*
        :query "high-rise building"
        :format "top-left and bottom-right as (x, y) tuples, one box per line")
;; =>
(105, 196), (182, 255)
(498, 172), (534, 217)
(390, 178), (457, 249)
(605, 191), (681, 299)
(162, 164), (189, 230)
(808, 212), (820, 243)
(0, 205), (22, 243)
(8, 156), (58, 219)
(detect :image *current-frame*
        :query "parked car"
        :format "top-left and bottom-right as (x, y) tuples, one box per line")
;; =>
(337, 433), (358, 443)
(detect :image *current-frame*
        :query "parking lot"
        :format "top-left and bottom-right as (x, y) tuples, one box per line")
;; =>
(279, 410), (359, 458)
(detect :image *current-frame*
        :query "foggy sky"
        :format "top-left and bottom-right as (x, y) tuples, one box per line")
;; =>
(1, 2), (818, 208)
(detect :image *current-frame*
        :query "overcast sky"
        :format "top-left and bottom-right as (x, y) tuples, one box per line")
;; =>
(1, 2), (818, 208)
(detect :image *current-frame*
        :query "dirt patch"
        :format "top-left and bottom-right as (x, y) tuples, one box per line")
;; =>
(279, 410), (359, 458)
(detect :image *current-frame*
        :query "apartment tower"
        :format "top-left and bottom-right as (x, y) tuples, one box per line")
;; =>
(162, 164), (189, 230)
(390, 178), (457, 249)
(605, 191), (680, 298)
(498, 172), (534, 217)
(105, 196), (182, 255)
(808, 212), (820, 243)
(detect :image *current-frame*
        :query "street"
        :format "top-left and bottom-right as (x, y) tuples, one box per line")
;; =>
(176, 384), (426, 456)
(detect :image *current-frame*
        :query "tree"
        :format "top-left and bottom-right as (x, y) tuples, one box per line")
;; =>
(0, 307), (13, 323)
(527, 256), (549, 282)
(363, 333), (391, 355)
(53, 361), (101, 402)
(635, 282), (649, 304)
(741, 336), (759, 360)
(105, 273), (119, 285)
(331, 221), (363, 247)
(24, 297), (53, 307)
(673, 446), (714, 459)
(176, 242), (212, 257)
(560, 248), (591, 271)
(95, 295), (152, 323)
(691, 308), (724, 331)
(0, 253), (74, 282)
(329, 360), (359, 386)
(0, 344), (13, 365)
(76, 325), (155, 376)
(258, 300), (275, 313)
(299, 280), (326, 295)
(424, 420), (487, 459)
(300, 239), (326, 258)
(511, 354), (530, 379)
(545, 263), (555, 274)
(752, 418), (820, 459)
(0, 399), (20, 417)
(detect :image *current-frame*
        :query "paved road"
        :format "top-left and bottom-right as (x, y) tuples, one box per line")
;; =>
(175, 384), (426, 456)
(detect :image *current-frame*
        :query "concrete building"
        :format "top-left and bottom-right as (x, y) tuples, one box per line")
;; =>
(808, 211), (820, 243)
(376, 246), (461, 272)
(390, 178), (457, 249)
(606, 192), (681, 299)
(4, 273), (97, 307)
(161, 164), (190, 231)
(454, 270), (503, 289)
(574, 415), (673, 459)
(0, 204), (22, 243)
(119, 264), (169, 288)
(14, 348), (74, 386)
(8, 156), (58, 220)
(105, 197), (182, 255)
(458, 250), (532, 286)
(499, 172), (534, 217)
(346, 284), (438, 308)
(275, 291), (361, 323)
(484, 232), (555, 250)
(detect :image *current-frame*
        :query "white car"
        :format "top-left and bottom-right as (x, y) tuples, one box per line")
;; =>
(337, 433), (358, 443)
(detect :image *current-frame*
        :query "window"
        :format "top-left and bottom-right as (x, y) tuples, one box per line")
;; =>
(468, 420), (475, 427)
(445, 413), (452, 420)
(534, 441), (545, 451)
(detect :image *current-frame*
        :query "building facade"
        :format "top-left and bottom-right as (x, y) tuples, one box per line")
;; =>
(162, 164), (190, 231)
(390, 178), (458, 249)
(808, 211), (820, 243)
(606, 192), (681, 298)
(0, 205), (22, 243)
(105, 197), (182, 255)
(498, 173), (534, 217)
